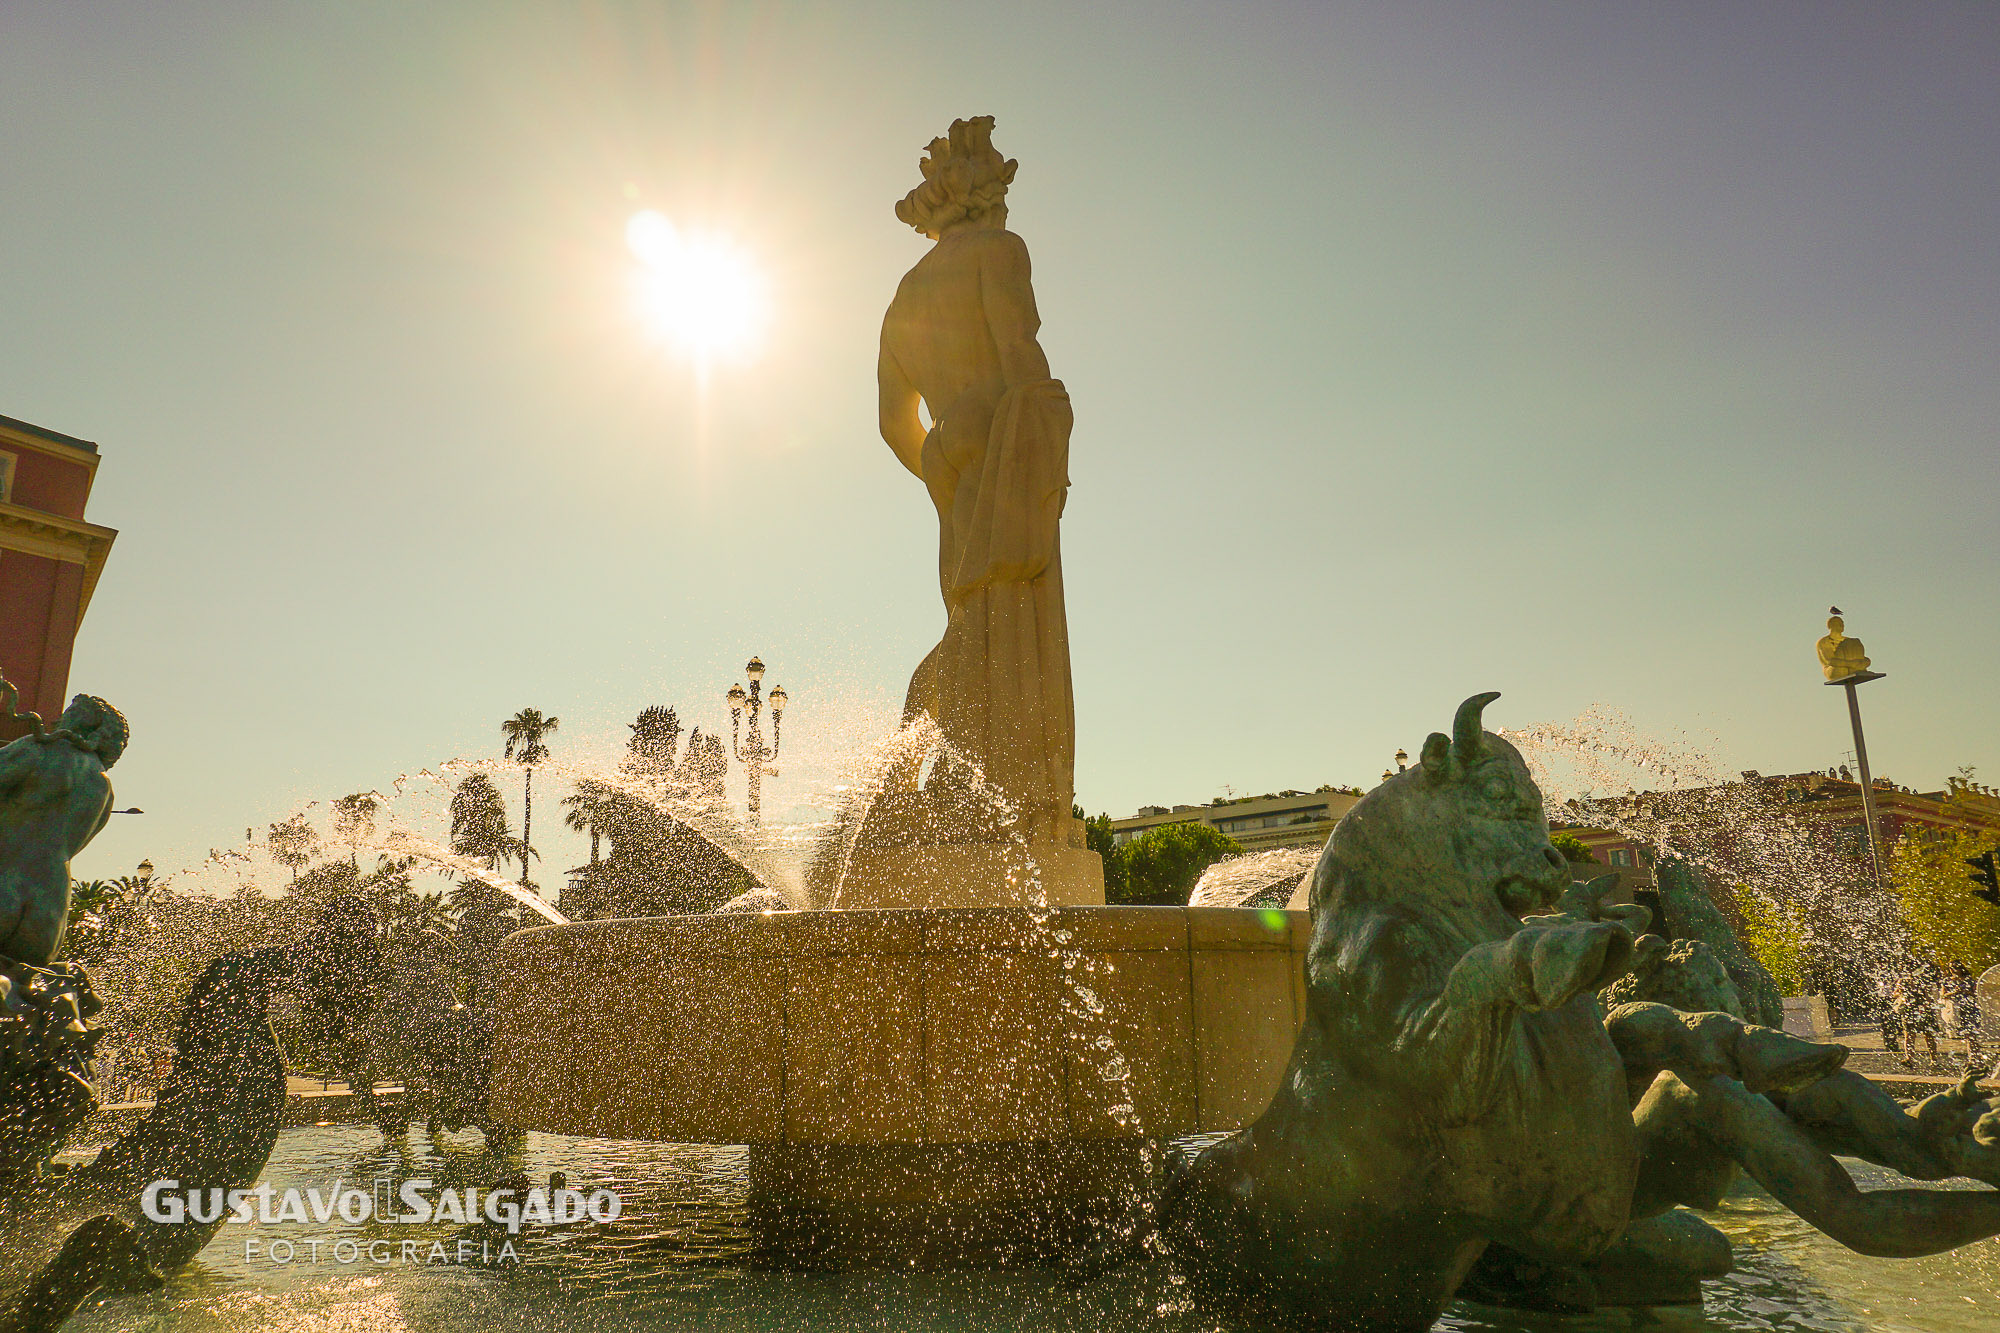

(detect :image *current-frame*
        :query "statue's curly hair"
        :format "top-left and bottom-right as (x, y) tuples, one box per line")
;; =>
(0, 677), (127, 768)
(895, 116), (1018, 239)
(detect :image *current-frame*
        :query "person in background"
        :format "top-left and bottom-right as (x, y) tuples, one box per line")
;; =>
(1892, 974), (1942, 1071)
(1908, 966), (1945, 1070)
(1946, 961), (1983, 1071)
(1878, 970), (1905, 1058)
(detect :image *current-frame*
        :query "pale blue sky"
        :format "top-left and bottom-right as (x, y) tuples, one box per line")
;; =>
(4, 2), (1995, 885)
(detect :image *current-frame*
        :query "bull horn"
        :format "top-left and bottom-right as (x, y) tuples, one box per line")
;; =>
(1452, 692), (1501, 769)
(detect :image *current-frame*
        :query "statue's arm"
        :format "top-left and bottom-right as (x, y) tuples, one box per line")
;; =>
(877, 330), (926, 478)
(1781, 1071), (2000, 1184)
(978, 230), (1052, 388)
(1350, 908), (1631, 1123)
(0, 739), (40, 800)
(1326, 915), (1517, 1118)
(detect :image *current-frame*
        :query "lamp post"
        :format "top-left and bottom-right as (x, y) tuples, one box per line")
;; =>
(1816, 610), (1887, 890)
(726, 656), (787, 825)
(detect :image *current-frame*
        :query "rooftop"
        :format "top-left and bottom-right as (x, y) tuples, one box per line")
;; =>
(0, 413), (98, 453)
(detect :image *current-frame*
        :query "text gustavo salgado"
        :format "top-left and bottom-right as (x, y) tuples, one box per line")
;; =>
(141, 1178), (622, 1266)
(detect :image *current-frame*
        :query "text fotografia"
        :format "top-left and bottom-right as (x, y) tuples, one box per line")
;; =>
(247, 1237), (523, 1267)
(142, 1179), (622, 1234)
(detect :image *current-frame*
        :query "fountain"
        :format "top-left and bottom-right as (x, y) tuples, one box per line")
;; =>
(488, 117), (1311, 1262)
(8, 115), (2000, 1333)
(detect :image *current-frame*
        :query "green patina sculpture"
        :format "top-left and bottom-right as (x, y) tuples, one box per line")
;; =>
(1160, 693), (1651, 1328)
(0, 684), (128, 1184)
(0, 690), (127, 967)
(0, 1216), (158, 1333)
(1650, 858), (1783, 1029)
(0, 683), (347, 1330)
(66, 947), (299, 1269)
(0, 946), (300, 1330)
(1158, 693), (2000, 1330)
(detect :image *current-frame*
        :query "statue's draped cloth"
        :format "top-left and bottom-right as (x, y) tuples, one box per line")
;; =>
(905, 378), (1074, 832)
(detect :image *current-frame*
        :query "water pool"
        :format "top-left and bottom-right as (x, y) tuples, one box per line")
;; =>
(60, 1125), (2000, 1333)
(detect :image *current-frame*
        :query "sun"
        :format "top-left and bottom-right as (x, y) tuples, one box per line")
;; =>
(626, 210), (769, 362)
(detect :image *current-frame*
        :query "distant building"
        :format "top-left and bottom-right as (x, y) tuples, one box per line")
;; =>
(0, 414), (117, 740)
(1110, 786), (1364, 854)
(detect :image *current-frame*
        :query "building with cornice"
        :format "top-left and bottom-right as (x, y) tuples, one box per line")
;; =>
(1109, 786), (1364, 854)
(0, 414), (117, 741)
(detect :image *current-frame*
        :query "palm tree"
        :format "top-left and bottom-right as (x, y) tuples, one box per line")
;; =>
(331, 793), (379, 867)
(562, 779), (615, 867)
(500, 708), (559, 885)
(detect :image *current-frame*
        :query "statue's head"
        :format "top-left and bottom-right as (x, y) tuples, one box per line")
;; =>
(896, 116), (1018, 239)
(1826, 615), (1845, 637)
(56, 694), (129, 768)
(1311, 692), (1571, 932)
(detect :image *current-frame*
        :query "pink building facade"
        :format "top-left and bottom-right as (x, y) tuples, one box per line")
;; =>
(0, 414), (116, 741)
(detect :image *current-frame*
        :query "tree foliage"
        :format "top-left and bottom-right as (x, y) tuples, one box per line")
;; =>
(1549, 831), (1598, 865)
(1076, 805), (1116, 859)
(449, 773), (515, 868)
(1104, 820), (1243, 907)
(1733, 889), (1813, 996)
(560, 706), (756, 920)
(331, 793), (379, 865)
(1887, 824), (2000, 974)
(267, 816), (316, 883)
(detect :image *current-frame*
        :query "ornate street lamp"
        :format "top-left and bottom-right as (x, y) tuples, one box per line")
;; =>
(726, 656), (787, 825)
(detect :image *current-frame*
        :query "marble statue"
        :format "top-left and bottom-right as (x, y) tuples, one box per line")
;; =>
(1817, 613), (1872, 681)
(0, 691), (127, 966)
(1155, 693), (2000, 1329)
(845, 115), (1100, 906)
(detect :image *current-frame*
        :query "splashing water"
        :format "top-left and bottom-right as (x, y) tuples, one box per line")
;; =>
(1504, 704), (1905, 985)
(1188, 847), (1321, 908)
(373, 832), (568, 925)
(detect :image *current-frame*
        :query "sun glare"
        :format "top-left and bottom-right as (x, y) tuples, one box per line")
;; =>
(626, 210), (768, 363)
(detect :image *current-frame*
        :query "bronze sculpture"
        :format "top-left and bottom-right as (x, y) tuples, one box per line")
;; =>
(1159, 693), (2000, 1329)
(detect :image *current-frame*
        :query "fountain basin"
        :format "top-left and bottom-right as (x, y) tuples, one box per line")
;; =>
(491, 906), (1309, 1145)
(491, 905), (1310, 1262)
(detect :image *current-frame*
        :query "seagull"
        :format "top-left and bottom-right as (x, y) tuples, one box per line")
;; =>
(1829, 605), (1843, 616)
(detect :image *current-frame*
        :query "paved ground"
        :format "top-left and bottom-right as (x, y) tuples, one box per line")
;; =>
(1823, 1022), (1998, 1098)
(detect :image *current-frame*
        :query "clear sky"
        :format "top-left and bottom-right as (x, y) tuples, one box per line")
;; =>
(5, 2), (1996, 887)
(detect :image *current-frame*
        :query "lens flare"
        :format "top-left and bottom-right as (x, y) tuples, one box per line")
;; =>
(625, 210), (769, 362)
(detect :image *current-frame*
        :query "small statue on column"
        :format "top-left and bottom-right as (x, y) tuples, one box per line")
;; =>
(1816, 608), (1872, 682)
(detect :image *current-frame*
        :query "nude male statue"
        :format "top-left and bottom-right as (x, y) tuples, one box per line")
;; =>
(875, 115), (1080, 849)
(0, 694), (128, 965)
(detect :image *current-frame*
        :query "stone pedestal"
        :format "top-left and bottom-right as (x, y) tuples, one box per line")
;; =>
(829, 842), (1104, 909)
(813, 791), (1105, 909)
